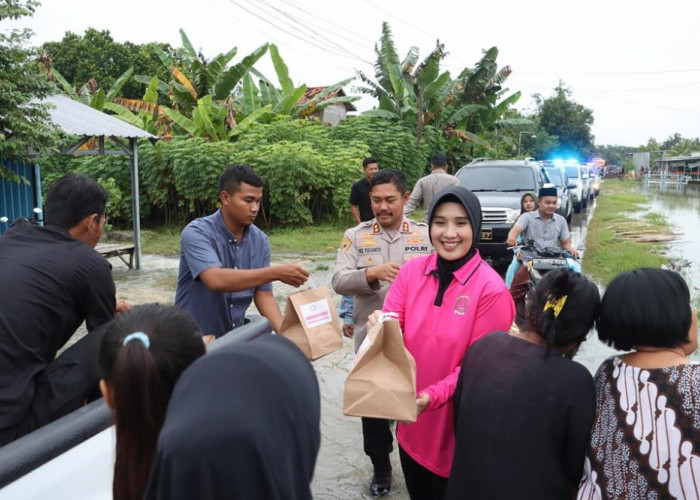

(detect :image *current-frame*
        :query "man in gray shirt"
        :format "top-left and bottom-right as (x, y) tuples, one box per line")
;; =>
(506, 186), (580, 262)
(404, 153), (460, 220)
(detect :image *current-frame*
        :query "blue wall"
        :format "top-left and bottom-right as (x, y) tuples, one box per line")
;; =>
(0, 160), (42, 235)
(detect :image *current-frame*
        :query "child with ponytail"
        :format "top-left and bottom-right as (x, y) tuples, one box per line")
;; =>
(98, 304), (206, 500)
(446, 268), (601, 499)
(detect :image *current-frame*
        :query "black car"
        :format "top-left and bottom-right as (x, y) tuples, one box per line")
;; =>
(455, 160), (551, 268)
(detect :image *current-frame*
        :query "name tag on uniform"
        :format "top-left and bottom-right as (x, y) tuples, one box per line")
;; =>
(358, 247), (383, 255)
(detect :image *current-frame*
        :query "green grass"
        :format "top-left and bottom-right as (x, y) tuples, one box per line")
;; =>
(583, 179), (669, 285)
(140, 226), (182, 256)
(130, 221), (349, 258)
(267, 222), (346, 256)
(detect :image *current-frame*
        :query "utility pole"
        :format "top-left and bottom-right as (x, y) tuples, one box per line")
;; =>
(518, 131), (536, 157)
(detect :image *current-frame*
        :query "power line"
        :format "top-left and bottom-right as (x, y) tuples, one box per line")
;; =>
(205, 0), (355, 74)
(275, 0), (377, 47)
(520, 68), (700, 76)
(253, 0), (375, 65)
(225, 0), (363, 64)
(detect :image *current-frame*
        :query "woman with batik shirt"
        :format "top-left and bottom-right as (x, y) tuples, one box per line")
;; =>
(578, 268), (700, 499)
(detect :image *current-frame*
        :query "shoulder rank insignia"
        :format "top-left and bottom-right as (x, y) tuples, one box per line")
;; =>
(340, 236), (352, 251)
(373, 223), (380, 233)
(402, 221), (410, 233)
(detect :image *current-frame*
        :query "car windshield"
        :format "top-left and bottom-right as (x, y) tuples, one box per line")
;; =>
(457, 166), (537, 191)
(564, 166), (580, 178)
(545, 168), (564, 187)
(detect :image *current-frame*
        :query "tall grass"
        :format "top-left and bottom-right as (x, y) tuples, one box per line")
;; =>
(583, 179), (669, 285)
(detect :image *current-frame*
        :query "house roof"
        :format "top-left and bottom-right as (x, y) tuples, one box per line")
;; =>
(41, 94), (155, 139)
(299, 87), (357, 112)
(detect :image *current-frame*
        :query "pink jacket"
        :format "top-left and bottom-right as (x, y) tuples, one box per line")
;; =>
(383, 251), (515, 477)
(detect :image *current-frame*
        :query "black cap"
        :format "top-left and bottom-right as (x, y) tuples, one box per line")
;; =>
(538, 186), (558, 198)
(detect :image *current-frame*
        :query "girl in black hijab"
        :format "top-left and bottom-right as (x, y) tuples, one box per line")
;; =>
(380, 185), (515, 499)
(144, 334), (321, 500)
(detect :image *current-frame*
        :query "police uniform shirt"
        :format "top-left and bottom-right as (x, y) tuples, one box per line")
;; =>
(331, 218), (432, 351)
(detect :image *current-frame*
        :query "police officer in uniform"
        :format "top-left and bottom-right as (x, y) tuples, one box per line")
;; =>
(332, 169), (433, 497)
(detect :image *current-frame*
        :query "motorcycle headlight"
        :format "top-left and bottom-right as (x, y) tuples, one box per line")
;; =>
(506, 209), (521, 223)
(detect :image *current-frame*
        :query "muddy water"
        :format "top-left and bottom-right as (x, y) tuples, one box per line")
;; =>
(105, 186), (699, 497)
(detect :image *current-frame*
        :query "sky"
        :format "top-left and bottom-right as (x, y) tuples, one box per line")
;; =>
(7, 0), (700, 147)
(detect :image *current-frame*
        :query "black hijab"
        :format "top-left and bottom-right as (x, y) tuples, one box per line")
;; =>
(426, 185), (483, 306)
(144, 335), (321, 500)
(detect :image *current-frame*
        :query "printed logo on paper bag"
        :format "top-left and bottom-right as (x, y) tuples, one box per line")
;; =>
(299, 299), (333, 328)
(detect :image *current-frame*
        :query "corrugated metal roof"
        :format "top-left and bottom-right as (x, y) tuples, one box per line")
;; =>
(41, 94), (155, 139)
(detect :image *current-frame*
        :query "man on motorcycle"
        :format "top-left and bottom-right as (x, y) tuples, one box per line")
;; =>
(506, 186), (580, 328)
(506, 186), (579, 262)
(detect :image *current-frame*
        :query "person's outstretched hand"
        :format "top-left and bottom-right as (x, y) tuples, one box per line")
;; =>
(277, 264), (309, 287)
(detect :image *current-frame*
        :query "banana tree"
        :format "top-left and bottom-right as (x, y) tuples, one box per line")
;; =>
(356, 22), (489, 150)
(50, 66), (144, 128)
(241, 44), (358, 119)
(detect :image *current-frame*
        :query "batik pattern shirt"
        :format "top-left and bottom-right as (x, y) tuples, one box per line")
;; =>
(578, 357), (700, 500)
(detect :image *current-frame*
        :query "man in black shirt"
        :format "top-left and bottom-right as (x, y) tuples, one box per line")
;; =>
(349, 157), (378, 224)
(0, 173), (129, 446)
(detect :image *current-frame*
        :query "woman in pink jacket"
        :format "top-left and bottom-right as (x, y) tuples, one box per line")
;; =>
(382, 185), (515, 499)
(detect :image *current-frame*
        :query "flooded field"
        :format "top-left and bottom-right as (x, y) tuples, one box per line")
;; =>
(104, 184), (700, 497)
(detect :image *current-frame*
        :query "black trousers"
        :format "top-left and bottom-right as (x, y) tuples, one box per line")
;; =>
(399, 445), (448, 500)
(0, 325), (106, 446)
(361, 417), (393, 469)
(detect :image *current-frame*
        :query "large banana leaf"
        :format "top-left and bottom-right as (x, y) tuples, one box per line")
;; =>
(273, 85), (306, 115)
(50, 68), (79, 100)
(114, 97), (160, 115)
(362, 109), (400, 119)
(377, 22), (404, 102)
(106, 67), (134, 102)
(171, 67), (197, 99)
(162, 107), (199, 137)
(134, 75), (170, 94)
(296, 77), (355, 113)
(179, 29), (198, 59)
(309, 95), (359, 111)
(228, 105), (272, 139)
(152, 44), (174, 72)
(208, 47), (238, 78)
(103, 102), (145, 128)
(424, 71), (452, 101)
(91, 88), (106, 111)
(143, 77), (160, 104)
(259, 80), (280, 108)
(269, 44), (293, 95)
(193, 96), (221, 141)
(213, 43), (269, 100)
(416, 44), (444, 88)
(448, 128), (491, 148)
(446, 104), (484, 124)
(242, 74), (260, 115)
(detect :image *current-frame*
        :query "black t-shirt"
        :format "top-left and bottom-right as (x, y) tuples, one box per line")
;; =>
(446, 331), (595, 500)
(349, 178), (373, 222)
(0, 223), (116, 428)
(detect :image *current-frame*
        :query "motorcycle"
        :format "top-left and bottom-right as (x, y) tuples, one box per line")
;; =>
(0, 207), (43, 234)
(507, 239), (580, 328)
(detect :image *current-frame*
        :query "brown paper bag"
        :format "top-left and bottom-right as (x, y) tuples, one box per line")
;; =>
(279, 286), (343, 360)
(343, 315), (417, 422)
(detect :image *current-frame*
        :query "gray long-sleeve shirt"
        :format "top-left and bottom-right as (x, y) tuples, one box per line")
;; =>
(404, 170), (460, 219)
